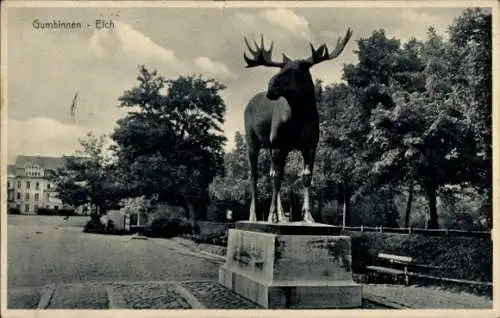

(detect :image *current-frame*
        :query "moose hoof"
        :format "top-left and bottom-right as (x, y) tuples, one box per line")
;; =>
(268, 212), (279, 224)
(302, 212), (315, 223)
(249, 213), (257, 222)
(269, 169), (276, 178)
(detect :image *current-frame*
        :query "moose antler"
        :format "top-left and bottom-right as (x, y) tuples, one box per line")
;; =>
(243, 34), (286, 68)
(306, 28), (353, 65)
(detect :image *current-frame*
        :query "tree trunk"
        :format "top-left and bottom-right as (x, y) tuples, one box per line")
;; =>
(404, 183), (414, 228)
(187, 202), (197, 222)
(317, 191), (324, 223)
(342, 188), (352, 227)
(345, 193), (352, 226)
(336, 200), (341, 225)
(425, 182), (439, 229)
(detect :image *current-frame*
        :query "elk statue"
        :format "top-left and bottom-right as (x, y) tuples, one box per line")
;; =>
(243, 28), (353, 224)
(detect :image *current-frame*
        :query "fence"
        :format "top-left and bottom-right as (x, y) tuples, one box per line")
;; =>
(333, 225), (492, 239)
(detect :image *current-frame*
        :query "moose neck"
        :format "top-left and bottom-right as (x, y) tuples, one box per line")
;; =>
(282, 89), (318, 122)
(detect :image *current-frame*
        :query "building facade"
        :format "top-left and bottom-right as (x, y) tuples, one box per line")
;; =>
(7, 155), (73, 214)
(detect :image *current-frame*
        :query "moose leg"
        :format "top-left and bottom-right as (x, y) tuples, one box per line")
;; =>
(277, 192), (287, 222)
(248, 140), (260, 222)
(268, 191), (286, 223)
(301, 148), (316, 223)
(268, 148), (287, 223)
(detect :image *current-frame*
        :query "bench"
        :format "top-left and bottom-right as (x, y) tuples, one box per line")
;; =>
(366, 253), (442, 285)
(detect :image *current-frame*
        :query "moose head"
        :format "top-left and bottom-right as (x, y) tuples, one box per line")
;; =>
(243, 28), (353, 224)
(244, 28), (352, 101)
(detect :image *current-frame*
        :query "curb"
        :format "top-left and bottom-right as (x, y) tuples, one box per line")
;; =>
(37, 284), (56, 309)
(199, 251), (226, 262)
(174, 284), (206, 309)
(106, 286), (128, 309)
(362, 291), (411, 309)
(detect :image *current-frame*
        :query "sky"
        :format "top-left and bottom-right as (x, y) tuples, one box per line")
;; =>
(6, 4), (470, 164)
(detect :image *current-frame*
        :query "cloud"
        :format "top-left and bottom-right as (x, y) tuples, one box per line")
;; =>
(319, 30), (339, 38)
(194, 56), (234, 78)
(232, 9), (312, 41)
(8, 117), (90, 163)
(400, 9), (449, 29)
(389, 10), (454, 41)
(232, 12), (260, 31)
(259, 8), (311, 38)
(89, 21), (177, 63)
(7, 7), (464, 158)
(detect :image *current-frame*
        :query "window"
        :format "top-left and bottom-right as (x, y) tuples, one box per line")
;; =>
(34, 204), (39, 211)
(35, 193), (39, 201)
(17, 181), (21, 188)
(54, 205), (59, 211)
(47, 183), (51, 189)
(17, 192), (21, 199)
(25, 193), (29, 200)
(16, 204), (20, 209)
(46, 205), (49, 208)
(7, 181), (10, 188)
(26, 181), (30, 189)
(25, 205), (29, 213)
(36, 182), (40, 190)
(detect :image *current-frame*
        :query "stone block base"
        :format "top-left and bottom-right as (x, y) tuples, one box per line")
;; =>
(220, 266), (362, 309)
(218, 222), (362, 309)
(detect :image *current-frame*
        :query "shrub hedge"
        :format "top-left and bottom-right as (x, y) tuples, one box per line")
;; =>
(350, 232), (492, 283)
(37, 208), (76, 216)
(8, 208), (21, 214)
(187, 221), (492, 284)
(83, 216), (127, 235)
(144, 217), (195, 238)
(193, 221), (232, 246)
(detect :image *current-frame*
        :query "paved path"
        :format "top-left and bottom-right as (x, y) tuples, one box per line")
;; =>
(8, 219), (219, 288)
(6, 216), (493, 310)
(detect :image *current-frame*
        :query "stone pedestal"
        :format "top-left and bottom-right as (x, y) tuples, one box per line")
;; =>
(219, 221), (362, 309)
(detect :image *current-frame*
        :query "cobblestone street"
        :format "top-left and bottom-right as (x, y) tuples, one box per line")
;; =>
(8, 280), (399, 309)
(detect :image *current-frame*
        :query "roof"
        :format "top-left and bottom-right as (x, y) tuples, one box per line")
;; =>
(14, 155), (68, 171)
(7, 164), (16, 175)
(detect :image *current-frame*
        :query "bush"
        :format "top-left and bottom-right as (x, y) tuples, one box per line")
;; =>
(8, 207), (21, 215)
(194, 231), (227, 246)
(83, 217), (105, 233)
(149, 203), (186, 221)
(58, 209), (76, 216)
(83, 215), (127, 235)
(144, 217), (183, 238)
(192, 222), (201, 235)
(106, 219), (115, 231)
(178, 220), (193, 236)
(37, 208), (76, 216)
(192, 221), (230, 246)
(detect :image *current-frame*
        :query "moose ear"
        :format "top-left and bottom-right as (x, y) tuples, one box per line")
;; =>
(282, 53), (292, 64)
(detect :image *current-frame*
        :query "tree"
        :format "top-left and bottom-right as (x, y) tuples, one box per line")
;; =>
(447, 8), (492, 221)
(315, 83), (369, 225)
(119, 195), (156, 226)
(209, 131), (250, 220)
(54, 132), (120, 219)
(112, 66), (227, 221)
(345, 11), (491, 228)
